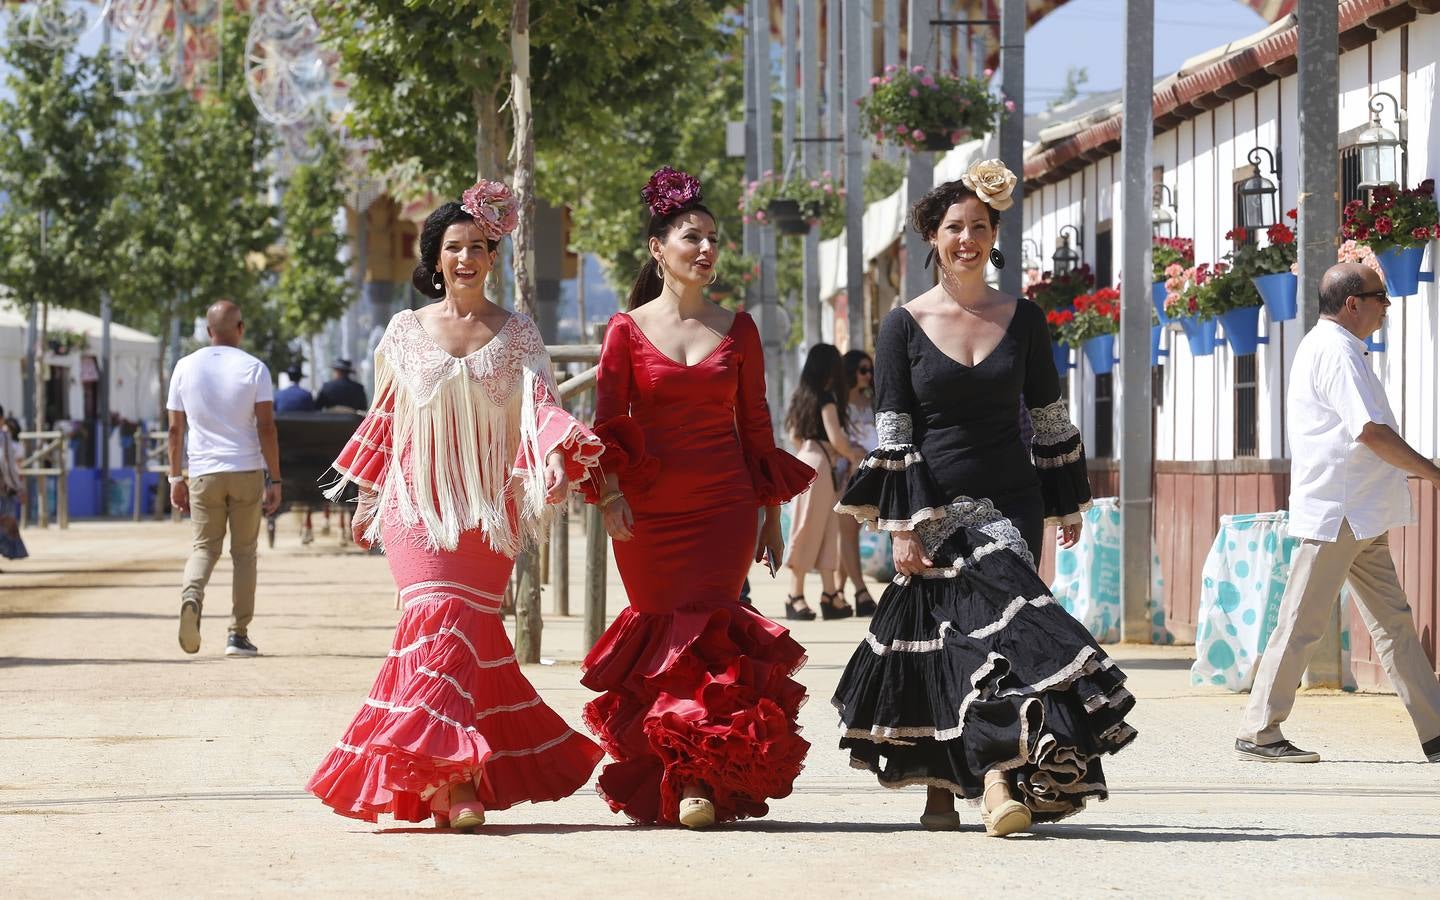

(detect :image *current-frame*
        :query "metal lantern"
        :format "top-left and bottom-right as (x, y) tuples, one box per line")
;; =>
(1356, 91), (1406, 191)
(1020, 238), (1041, 274)
(1052, 225), (1082, 277)
(1237, 147), (1279, 231)
(1151, 183), (1177, 237)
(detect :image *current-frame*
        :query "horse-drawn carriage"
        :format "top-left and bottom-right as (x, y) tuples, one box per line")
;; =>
(269, 411), (363, 547)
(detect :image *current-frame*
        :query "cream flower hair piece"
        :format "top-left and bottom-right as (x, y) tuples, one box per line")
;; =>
(960, 159), (1017, 212)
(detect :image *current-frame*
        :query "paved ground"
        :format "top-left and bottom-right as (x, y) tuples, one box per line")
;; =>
(2, 517), (1437, 898)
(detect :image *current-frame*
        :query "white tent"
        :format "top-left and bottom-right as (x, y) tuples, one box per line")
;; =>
(0, 300), (163, 427)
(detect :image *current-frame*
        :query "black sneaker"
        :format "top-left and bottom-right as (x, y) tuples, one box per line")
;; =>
(178, 600), (201, 655)
(1422, 735), (1440, 763)
(1234, 738), (1320, 763)
(225, 633), (259, 658)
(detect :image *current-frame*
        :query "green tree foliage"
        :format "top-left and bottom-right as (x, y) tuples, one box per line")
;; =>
(275, 131), (349, 339)
(0, 23), (126, 316)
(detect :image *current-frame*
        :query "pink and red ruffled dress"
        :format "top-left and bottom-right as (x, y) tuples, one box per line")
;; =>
(582, 311), (815, 824)
(306, 311), (605, 823)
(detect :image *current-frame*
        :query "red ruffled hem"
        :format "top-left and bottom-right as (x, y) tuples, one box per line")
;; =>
(581, 416), (660, 501)
(746, 447), (817, 506)
(580, 602), (809, 825)
(306, 593), (602, 823)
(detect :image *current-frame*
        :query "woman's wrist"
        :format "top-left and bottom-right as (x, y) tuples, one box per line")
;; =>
(598, 490), (625, 509)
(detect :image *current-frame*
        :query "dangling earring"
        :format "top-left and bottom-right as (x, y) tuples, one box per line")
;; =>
(989, 248), (1005, 269)
(432, 271), (444, 291)
(923, 247), (936, 270)
(706, 268), (719, 286)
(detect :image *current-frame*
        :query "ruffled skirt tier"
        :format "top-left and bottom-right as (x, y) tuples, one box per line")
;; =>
(833, 524), (1136, 822)
(581, 601), (809, 825)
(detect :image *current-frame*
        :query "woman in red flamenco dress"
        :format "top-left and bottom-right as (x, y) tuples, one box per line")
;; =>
(581, 168), (816, 829)
(306, 183), (605, 830)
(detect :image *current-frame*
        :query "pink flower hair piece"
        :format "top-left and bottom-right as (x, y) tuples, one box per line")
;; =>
(641, 166), (703, 217)
(461, 179), (519, 240)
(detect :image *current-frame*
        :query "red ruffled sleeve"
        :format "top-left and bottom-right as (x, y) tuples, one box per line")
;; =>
(513, 358), (604, 484)
(582, 315), (661, 502)
(325, 360), (395, 499)
(732, 313), (815, 505)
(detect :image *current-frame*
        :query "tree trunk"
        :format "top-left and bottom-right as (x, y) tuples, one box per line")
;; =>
(509, 0), (543, 665)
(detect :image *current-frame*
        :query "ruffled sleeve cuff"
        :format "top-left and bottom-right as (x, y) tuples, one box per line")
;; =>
(580, 416), (661, 502)
(747, 446), (816, 506)
(520, 404), (605, 485)
(1028, 398), (1095, 527)
(834, 446), (948, 531)
(323, 407), (391, 500)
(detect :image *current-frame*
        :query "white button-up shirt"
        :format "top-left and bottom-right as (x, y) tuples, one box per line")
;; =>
(1287, 319), (1412, 542)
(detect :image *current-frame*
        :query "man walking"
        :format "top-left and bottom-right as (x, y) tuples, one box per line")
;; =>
(1236, 263), (1440, 764)
(274, 363), (317, 412)
(167, 300), (282, 657)
(315, 358), (367, 412)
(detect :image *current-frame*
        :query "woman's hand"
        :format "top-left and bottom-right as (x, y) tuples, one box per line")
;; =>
(602, 495), (634, 541)
(891, 530), (933, 577)
(1057, 521), (1083, 550)
(754, 508), (784, 566)
(352, 492), (377, 550)
(543, 450), (570, 504)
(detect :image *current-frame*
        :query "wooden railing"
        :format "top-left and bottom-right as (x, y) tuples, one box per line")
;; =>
(17, 431), (67, 529)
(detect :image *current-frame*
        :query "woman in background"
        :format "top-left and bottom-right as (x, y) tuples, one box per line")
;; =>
(833, 349), (877, 616)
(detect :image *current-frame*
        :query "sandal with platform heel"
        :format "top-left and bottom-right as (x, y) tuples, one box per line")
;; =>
(980, 773), (1031, 837)
(853, 587), (877, 618)
(785, 594), (816, 621)
(819, 590), (854, 620)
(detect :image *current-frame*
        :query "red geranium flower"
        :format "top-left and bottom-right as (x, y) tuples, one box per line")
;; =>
(1374, 216), (1393, 235)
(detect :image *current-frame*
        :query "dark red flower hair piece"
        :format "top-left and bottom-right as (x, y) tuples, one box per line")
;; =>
(641, 166), (703, 217)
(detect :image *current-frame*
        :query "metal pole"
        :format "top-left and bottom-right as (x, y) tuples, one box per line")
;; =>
(882, 0), (900, 163)
(1297, 0), (1343, 686)
(782, 0), (797, 155)
(1119, 0), (1154, 644)
(902, 0), (933, 305)
(997, 0), (1025, 299)
(801, 0), (822, 349)
(100, 291), (112, 514)
(743, 0), (759, 273)
(753, 0), (784, 416)
(1297, 4), (1338, 331)
(843, 0), (866, 351)
(826, 0), (842, 177)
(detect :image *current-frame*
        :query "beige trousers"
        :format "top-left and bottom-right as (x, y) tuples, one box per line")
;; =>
(786, 440), (839, 573)
(1239, 520), (1440, 748)
(181, 470), (264, 636)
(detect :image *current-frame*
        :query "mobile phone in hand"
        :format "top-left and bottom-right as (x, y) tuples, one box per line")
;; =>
(763, 546), (779, 577)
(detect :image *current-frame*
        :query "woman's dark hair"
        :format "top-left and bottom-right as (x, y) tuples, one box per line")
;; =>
(910, 180), (1001, 242)
(626, 203), (717, 310)
(785, 342), (848, 440)
(841, 349), (873, 399)
(411, 201), (500, 300)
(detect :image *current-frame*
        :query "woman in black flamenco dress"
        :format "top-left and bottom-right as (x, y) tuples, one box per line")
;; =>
(833, 162), (1137, 837)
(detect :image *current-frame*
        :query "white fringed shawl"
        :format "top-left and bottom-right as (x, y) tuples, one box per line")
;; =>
(325, 311), (578, 558)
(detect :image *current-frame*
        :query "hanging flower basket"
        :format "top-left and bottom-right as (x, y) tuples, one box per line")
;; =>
(1374, 245), (1427, 297)
(1228, 213), (1298, 321)
(1151, 323), (1167, 367)
(1082, 333), (1116, 375)
(1219, 305), (1267, 356)
(1180, 316), (1218, 356)
(740, 170), (845, 239)
(858, 64), (1002, 154)
(1151, 281), (1171, 324)
(1051, 340), (1072, 374)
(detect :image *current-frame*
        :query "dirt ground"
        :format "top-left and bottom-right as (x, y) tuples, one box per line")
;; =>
(2, 518), (1437, 898)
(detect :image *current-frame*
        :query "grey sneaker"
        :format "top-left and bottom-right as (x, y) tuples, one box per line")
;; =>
(178, 600), (201, 655)
(1235, 738), (1320, 763)
(1422, 735), (1440, 763)
(225, 633), (259, 658)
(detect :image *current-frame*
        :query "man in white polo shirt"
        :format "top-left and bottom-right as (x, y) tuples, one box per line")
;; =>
(1236, 262), (1440, 764)
(167, 300), (282, 657)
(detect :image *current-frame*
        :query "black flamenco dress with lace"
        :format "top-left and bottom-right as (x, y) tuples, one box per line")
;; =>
(833, 302), (1136, 822)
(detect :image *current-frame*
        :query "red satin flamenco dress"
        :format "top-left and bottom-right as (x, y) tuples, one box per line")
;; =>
(581, 311), (816, 825)
(306, 311), (605, 824)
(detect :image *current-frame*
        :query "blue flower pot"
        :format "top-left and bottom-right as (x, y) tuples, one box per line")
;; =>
(1220, 305), (1267, 355)
(1152, 281), (1172, 325)
(1051, 341), (1072, 374)
(1082, 333), (1116, 375)
(1180, 316), (1218, 356)
(1151, 323), (1167, 366)
(1252, 271), (1298, 322)
(1375, 245), (1426, 296)
(1366, 322), (1387, 353)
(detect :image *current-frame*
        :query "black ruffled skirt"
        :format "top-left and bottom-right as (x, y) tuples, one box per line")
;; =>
(832, 522), (1137, 822)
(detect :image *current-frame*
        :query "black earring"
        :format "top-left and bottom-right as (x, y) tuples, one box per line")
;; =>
(432, 272), (443, 291)
(923, 247), (936, 269)
(989, 248), (1005, 269)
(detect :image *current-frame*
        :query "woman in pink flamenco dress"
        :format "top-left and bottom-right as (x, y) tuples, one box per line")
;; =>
(306, 183), (604, 830)
(580, 168), (816, 829)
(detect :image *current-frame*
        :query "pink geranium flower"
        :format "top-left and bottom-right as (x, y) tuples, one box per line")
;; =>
(461, 179), (519, 240)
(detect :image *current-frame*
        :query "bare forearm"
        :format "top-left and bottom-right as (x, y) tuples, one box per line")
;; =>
(257, 424), (282, 481)
(1358, 423), (1440, 483)
(167, 427), (184, 476)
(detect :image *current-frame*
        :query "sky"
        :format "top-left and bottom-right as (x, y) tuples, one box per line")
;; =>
(1023, 0), (1269, 109)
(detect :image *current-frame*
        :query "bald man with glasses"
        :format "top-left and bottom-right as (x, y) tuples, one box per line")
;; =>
(1236, 263), (1440, 764)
